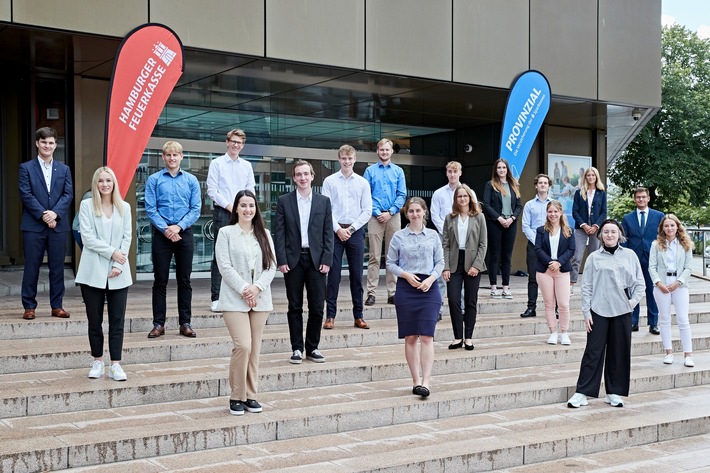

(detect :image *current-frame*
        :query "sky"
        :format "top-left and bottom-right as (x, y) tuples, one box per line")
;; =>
(662, 0), (710, 38)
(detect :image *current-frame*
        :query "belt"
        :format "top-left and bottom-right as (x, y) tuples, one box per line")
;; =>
(300, 248), (311, 254)
(338, 223), (351, 229)
(667, 271), (677, 276)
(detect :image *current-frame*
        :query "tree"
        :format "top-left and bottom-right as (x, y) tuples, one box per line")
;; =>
(609, 25), (710, 213)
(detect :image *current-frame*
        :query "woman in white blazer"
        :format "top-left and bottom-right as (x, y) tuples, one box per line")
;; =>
(215, 189), (276, 416)
(75, 167), (132, 381)
(442, 184), (487, 350)
(649, 214), (695, 367)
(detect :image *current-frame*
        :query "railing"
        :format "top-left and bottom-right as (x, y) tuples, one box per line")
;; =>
(685, 227), (710, 276)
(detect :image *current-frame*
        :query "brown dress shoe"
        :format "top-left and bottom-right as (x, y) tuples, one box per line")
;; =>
(51, 308), (70, 318)
(23, 308), (36, 320)
(323, 317), (334, 329)
(148, 325), (165, 338)
(354, 318), (369, 329)
(179, 324), (196, 338)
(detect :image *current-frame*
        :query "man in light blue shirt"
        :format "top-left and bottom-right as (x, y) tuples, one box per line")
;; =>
(363, 138), (407, 305)
(520, 173), (552, 318)
(145, 141), (202, 338)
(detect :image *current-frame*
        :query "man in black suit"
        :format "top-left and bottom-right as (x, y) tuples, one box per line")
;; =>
(274, 160), (334, 364)
(19, 127), (74, 320)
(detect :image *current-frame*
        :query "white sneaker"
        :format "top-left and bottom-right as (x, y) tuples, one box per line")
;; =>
(567, 392), (588, 408)
(570, 285), (575, 295)
(88, 360), (104, 379)
(547, 332), (558, 345)
(663, 353), (674, 364)
(290, 350), (303, 364)
(684, 357), (695, 367)
(490, 290), (502, 299)
(560, 333), (571, 345)
(604, 394), (624, 407)
(210, 300), (220, 312)
(108, 363), (127, 381)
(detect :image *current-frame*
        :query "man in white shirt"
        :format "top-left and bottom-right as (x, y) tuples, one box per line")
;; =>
(206, 129), (255, 312)
(430, 161), (475, 319)
(322, 145), (372, 329)
(520, 174), (552, 318)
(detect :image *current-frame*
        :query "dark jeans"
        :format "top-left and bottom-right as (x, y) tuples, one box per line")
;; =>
(22, 229), (68, 309)
(632, 263), (659, 326)
(575, 311), (632, 397)
(326, 227), (365, 320)
(486, 220), (517, 286)
(152, 227), (194, 326)
(81, 284), (129, 361)
(210, 206), (231, 301)
(285, 250), (326, 354)
(526, 241), (538, 309)
(447, 250), (481, 340)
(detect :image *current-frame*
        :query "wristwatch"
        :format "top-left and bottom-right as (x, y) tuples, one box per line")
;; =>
(348, 226), (355, 234)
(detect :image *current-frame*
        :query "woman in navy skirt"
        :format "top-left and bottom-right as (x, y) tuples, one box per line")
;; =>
(386, 197), (444, 398)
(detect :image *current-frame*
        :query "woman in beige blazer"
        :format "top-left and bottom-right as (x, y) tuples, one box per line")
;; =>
(442, 184), (487, 350)
(649, 214), (695, 367)
(75, 167), (132, 382)
(215, 190), (276, 416)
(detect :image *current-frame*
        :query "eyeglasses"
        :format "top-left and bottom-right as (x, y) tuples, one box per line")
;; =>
(228, 140), (244, 145)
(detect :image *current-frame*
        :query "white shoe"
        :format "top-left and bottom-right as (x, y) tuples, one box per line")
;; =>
(604, 394), (624, 407)
(560, 333), (571, 345)
(663, 354), (674, 364)
(108, 363), (127, 381)
(567, 392), (588, 408)
(490, 290), (502, 299)
(684, 357), (695, 367)
(88, 360), (104, 379)
(547, 332), (558, 345)
(570, 285), (575, 295)
(210, 300), (220, 312)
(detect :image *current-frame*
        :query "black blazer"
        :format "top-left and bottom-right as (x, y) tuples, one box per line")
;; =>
(481, 181), (522, 222)
(534, 226), (576, 273)
(572, 189), (607, 229)
(274, 190), (334, 270)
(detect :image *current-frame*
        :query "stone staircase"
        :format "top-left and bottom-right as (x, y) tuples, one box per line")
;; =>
(2, 277), (710, 472)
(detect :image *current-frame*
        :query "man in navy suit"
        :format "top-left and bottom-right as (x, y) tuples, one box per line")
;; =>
(19, 127), (74, 320)
(274, 160), (334, 365)
(621, 187), (663, 334)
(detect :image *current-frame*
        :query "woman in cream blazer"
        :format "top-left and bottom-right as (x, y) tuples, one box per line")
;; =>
(442, 184), (487, 350)
(648, 214), (695, 367)
(75, 167), (132, 381)
(215, 190), (276, 416)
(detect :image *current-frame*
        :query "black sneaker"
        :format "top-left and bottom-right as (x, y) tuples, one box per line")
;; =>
(290, 349), (303, 364)
(229, 400), (244, 416)
(307, 349), (325, 363)
(243, 399), (262, 413)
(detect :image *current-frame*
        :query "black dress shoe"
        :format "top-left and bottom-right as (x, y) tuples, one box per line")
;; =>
(464, 343), (474, 351)
(448, 341), (463, 350)
(649, 325), (660, 335)
(387, 295), (395, 304)
(520, 308), (536, 318)
(631, 324), (639, 332)
(365, 295), (376, 306)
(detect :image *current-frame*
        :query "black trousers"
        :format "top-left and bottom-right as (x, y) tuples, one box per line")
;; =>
(81, 284), (129, 361)
(486, 220), (517, 286)
(285, 250), (326, 354)
(151, 227), (194, 326)
(526, 241), (538, 309)
(575, 311), (632, 397)
(326, 227), (365, 320)
(210, 206), (231, 301)
(447, 250), (481, 340)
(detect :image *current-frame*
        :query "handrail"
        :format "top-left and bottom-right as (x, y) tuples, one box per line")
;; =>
(685, 227), (710, 276)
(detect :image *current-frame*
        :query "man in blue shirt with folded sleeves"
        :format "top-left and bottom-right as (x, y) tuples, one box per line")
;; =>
(144, 140), (202, 339)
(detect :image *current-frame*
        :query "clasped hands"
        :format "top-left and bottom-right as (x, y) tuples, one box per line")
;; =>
(42, 210), (57, 228)
(242, 284), (261, 307)
(656, 280), (680, 294)
(164, 224), (183, 242)
(402, 272), (436, 292)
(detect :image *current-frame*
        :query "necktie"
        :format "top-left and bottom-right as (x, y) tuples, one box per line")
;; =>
(640, 211), (646, 233)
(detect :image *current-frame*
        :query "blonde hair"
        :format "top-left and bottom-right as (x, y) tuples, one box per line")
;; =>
(490, 158), (520, 198)
(90, 167), (125, 217)
(377, 138), (393, 149)
(226, 129), (246, 142)
(580, 166), (605, 199)
(338, 144), (356, 157)
(450, 184), (480, 218)
(162, 140), (183, 155)
(446, 161), (462, 172)
(543, 200), (572, 238)
(656, 214), (693, 252)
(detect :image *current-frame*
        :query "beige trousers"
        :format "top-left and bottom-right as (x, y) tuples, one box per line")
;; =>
(367, 213), (400, 297)
(222, 310), (269, 401)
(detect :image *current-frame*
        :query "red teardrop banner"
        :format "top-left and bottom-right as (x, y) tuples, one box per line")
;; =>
(104, 23), (184, 198)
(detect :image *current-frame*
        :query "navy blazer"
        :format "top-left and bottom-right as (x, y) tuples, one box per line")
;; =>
(621, 207), (664, 265)
(481, 181), (522, 222)
(572, 189), (607, 229)
(534, 226), (576, 273)
(273, 190), (334, 270)
(19, 158), (74, 233)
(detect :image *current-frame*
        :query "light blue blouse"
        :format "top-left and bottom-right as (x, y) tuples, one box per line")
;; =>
(386, 226), (444, 278)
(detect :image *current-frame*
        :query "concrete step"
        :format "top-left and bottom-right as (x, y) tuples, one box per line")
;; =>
(6, 381), (710, 472)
